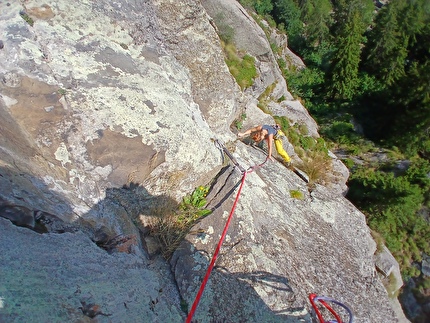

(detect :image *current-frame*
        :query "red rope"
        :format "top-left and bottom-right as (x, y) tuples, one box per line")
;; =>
(185, 171), (248, 323)
(309, 294), (349, 323)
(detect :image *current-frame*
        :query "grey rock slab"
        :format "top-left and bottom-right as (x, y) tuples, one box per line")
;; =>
(0, 218), (184, 322)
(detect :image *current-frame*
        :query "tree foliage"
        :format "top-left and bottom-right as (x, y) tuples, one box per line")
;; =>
(299, 0), (332, 46)
(272, 0), (303, 42)
(326, 0), (373, 99)
(347, 165), (430, 277)
(363, 0), (427, 85)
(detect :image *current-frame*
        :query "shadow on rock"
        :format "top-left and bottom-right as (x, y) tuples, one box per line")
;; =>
(171, 239), (307, 322)
(0, 165), (185, 322)
(170, 165), (309, 322)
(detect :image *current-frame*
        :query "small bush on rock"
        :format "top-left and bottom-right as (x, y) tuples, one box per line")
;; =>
(148, 186), (211, 259)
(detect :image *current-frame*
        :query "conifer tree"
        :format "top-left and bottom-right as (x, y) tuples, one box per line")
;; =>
(299, 0), (332, 46)
(273, 0), (303, 39)
(326, 0), (373, 99)
(363, 0), (426, 85)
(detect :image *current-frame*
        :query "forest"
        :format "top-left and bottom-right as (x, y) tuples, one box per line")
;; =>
(238, 0), (430, 320)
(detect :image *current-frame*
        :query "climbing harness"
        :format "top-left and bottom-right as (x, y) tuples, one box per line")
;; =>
(185, 139), (266, 323)
(309, 294), (354, 323)
(238, 136), (309, 184)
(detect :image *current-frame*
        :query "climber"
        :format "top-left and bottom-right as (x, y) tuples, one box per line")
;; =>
(238, 124), (291, 165)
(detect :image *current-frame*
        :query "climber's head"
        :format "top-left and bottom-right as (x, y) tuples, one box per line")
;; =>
(252, 130), (264, 142)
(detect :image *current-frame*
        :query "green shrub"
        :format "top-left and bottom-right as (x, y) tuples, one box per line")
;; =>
(300, 136), (316, 150)
(343, 158), (354, 169)
(273, 116), (291, 131)
(277, 95), (286, 102)
(234, 113), (247, 130)
(321, 121), (358, 145)
(148, 186), (211, 259)
(257, 83), (277, 112)
(57, 88), (67, 96)
(278, 58), (287, 71)
(179, 186), (212, 218)
(287, 128), (300, 147)
(284, 67), (325, 100)
(315, 138), (329, 154)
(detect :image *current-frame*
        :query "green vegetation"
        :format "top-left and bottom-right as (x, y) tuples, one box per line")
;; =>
(257, 83), (277, 113)
(290, 189), (304, 200)
(180, 186), (212, 217)
(385, 272), (400, 298)
(180, 298), (189, 314)
(240, 0), (430, 298)
(19, 11), (34, 27)
(215, 12), (235, 43)
(148, 186), (211, 259)
(347, 165), (430, 278)
(57, 88), (67, 96)
(224, 44), (258, 90)
(214, 12), (258, 90)
(234, 112), (247, 130)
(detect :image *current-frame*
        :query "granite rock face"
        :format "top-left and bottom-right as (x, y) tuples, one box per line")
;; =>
(0, 217), (184, 322)
(171, 145), (398, 322)
(0, 0), (404, 322)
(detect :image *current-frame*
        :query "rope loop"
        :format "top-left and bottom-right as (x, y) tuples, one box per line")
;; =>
(309, 294), (354, 323)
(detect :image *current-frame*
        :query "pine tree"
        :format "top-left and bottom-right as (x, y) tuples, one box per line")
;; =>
(254, 0), (274, 15)
(273, 0), (303, 38)
(326, 0), (373, 99)
(363, 0), (427, 85)
(299, 0), (333, 46)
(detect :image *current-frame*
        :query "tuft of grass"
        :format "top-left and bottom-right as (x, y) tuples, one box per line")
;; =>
(223, 41), (257, 90)
(370, 229), (386, 253)
(277, 95), (286, 102)
(298, 150), (332, 186)
(19, 11), (34, 26)
(298, 123), (308, 136)
(384, 272), (400, 298)
(234, 112), (247, 130)
(300, 136), (316, 151)
(148, 186), (211, 259)
(180, 298), (189, 314)
(57, 88), (67, 96)
(290, 190), (304, 200)
(257, 82), (277, 112)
